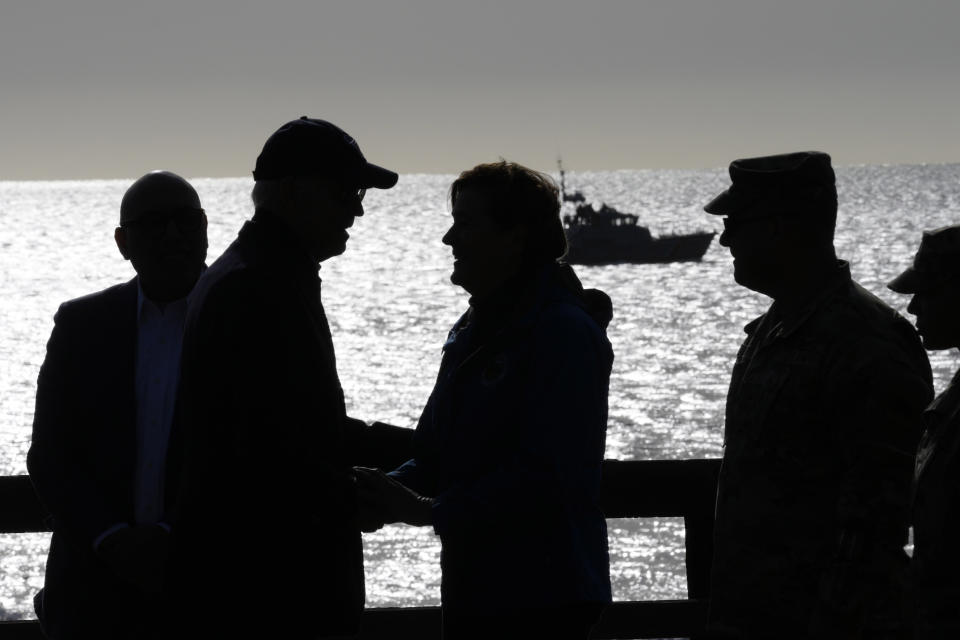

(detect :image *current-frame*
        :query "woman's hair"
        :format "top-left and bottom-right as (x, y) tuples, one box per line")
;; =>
(450, 160), (567, 263)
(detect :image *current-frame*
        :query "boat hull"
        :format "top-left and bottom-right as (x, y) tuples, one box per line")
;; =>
(564, 226), (716, 265)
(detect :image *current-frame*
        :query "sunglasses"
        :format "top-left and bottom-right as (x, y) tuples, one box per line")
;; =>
(122, 208), (206, 235)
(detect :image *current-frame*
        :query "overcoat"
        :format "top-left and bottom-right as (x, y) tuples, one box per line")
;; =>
(169, 213), (364, 638)
(391, 265), (613, 616)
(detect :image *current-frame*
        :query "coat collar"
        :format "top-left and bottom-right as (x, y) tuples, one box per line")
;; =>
(446, 264), (569, 350)
(744, 260), (852, 346)
(442, 264), (594, 378)
(237, 211), (322, 285)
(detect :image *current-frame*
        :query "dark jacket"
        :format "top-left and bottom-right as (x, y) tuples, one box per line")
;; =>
(709, 262), (933, 639)
(912, 369), (960, 640)
(27, 279), (161, 638)
(168, 213), (364, 638)
(391, 264), (613, 614)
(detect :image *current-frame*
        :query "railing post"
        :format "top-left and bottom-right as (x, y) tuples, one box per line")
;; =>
(683, 459), (721, 640)
(0, 476), (48, 534)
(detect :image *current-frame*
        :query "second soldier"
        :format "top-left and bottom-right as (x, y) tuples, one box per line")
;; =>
(705, 152), (933, 639)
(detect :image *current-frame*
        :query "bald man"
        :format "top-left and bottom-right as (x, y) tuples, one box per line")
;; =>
(28, 171), (208, 639)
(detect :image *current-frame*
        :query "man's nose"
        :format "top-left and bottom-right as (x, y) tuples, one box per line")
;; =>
(907, 295), (919, 316)
(718, 229), (730, 247)
(160, 217), (183, 241)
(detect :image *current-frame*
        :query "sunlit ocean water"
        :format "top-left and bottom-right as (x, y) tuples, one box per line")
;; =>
(1, 164), (959, 620)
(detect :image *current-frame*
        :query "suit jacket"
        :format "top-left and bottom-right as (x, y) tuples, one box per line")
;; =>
(27, 279), (144, 638)
(168, 212), (365, 638)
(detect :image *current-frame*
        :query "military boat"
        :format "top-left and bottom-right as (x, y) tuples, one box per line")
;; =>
(559, 160), (715, 266)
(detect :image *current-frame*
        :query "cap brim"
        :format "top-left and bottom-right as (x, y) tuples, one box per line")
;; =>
(887, 267), (924, 294)
(359, 162), (399, 189)
(704, 188), (757, 215)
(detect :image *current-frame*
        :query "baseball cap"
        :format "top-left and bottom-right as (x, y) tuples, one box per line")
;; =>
(253, 116), (398, 189)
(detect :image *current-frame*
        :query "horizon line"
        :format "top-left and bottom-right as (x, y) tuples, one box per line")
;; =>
(2, 159), (959, 185)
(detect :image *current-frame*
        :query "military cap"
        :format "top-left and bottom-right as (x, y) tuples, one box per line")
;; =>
(704, 151), (837, 217)
(888, 225), (960, 294)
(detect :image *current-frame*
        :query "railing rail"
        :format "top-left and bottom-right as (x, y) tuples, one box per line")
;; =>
(0, 458), (721, 639)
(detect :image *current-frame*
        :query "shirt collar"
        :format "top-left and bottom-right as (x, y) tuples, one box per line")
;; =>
(136, 277), (191, 323)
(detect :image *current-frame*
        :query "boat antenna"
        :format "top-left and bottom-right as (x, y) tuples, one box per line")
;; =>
(557, 156), (568, 200)
(557, 157), (586, 204)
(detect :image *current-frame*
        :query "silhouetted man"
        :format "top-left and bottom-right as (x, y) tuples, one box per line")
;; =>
(705, 152), (932, 639)
(889, 225), (960, 639)
(28, 171), (208, 639)
(168, 117), (398, 639)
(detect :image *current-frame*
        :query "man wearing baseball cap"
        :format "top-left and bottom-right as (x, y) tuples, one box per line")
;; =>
(705, 151), (932, 639)
(889, 225), (960, 639)
(168, 118), (399, 638)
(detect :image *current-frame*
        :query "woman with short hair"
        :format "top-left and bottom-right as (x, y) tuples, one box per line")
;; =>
(357, 160), (613, 639)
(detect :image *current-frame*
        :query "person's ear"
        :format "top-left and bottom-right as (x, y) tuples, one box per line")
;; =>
(768, 215), (789, 243)
(115, 227), (131, 260)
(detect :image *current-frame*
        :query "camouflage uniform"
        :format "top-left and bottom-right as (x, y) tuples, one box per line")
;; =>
(887, 225), (960, 639)
(709, 262), (933, 639)
(911, 371), (960, 639)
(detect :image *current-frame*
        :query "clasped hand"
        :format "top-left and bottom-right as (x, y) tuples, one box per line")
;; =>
(353, 467), (435, 532)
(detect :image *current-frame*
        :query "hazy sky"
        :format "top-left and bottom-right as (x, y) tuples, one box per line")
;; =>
(2, 0), (958, 180)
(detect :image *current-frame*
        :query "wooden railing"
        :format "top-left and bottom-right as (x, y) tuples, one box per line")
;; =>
(0, 458), (721, 639)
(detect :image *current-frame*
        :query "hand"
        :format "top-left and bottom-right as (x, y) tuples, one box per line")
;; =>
(356, 503), (386, 533)
(97, 524), (169, 595)
(354, 472), (386, 533)
(353, 467), (435, 527)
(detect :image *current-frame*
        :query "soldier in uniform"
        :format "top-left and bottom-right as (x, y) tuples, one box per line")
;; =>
(704, 151), (933, 639)
(888, 225), (960, 639)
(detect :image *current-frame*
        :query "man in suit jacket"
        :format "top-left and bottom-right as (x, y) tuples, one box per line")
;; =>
(28, 171), (208, 639)
(168, 117), (398, 639)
